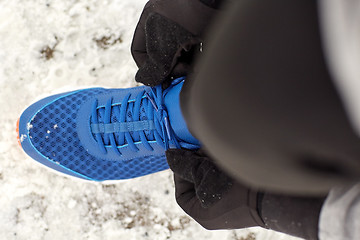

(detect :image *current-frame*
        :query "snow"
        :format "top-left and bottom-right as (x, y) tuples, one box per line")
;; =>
(0, 0), (302, 240)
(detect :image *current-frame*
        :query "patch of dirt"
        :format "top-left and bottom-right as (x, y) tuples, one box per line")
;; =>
(233, 232), (257, 240)
(40, 36), (60, 60)
(94, 35), (123, 50)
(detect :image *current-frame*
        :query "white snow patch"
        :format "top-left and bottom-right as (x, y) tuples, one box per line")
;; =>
(67, 199), (77, 209)
(20, 134), (27, 142)
(26, 123), (33, 130)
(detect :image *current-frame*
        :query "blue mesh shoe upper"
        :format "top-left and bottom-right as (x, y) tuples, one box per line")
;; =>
(19, 78), (200, 181)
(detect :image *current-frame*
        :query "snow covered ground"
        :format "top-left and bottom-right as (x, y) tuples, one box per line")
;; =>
(0, 1), (302, 239)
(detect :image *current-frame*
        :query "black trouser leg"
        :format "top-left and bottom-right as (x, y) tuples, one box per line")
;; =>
(180, 0), (360, 195)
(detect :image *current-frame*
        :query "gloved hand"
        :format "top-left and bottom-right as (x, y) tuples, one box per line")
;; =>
(165, 148), (265, 230)
(166, 148), (326, 240)
(131, 0), (218, 87)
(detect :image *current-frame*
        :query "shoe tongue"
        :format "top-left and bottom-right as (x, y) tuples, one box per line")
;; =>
(164, 81), (200, 145)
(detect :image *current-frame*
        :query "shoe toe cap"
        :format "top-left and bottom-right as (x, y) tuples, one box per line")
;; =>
(18, 90), (93, 180)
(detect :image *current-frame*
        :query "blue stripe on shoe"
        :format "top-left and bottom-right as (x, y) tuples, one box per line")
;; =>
(91, 120), (155, 134)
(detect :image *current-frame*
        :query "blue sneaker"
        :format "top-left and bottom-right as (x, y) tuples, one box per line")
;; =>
(18, 77), (200, 181)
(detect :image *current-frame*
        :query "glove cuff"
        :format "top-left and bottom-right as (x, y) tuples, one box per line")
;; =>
(260, 192), (326, 240)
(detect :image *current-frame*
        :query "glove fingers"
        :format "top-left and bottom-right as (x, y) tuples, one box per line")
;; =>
(173, 174), (196, 200)
(167, 148), (234, 208)
(166, 148), (202, 183)
(173, 174), (207, 222)
(135, 13), (199, 86)
(131, 0), (219, 86)
(194, 160), (233, 208)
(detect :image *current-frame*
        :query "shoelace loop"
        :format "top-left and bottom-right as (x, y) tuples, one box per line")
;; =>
(90, 82), (181, 156)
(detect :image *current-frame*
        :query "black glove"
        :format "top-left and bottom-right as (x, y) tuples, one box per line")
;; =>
(166, 148), (326, 240)
(165, 148), (265, 230)
(131, 0), (219, 86)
